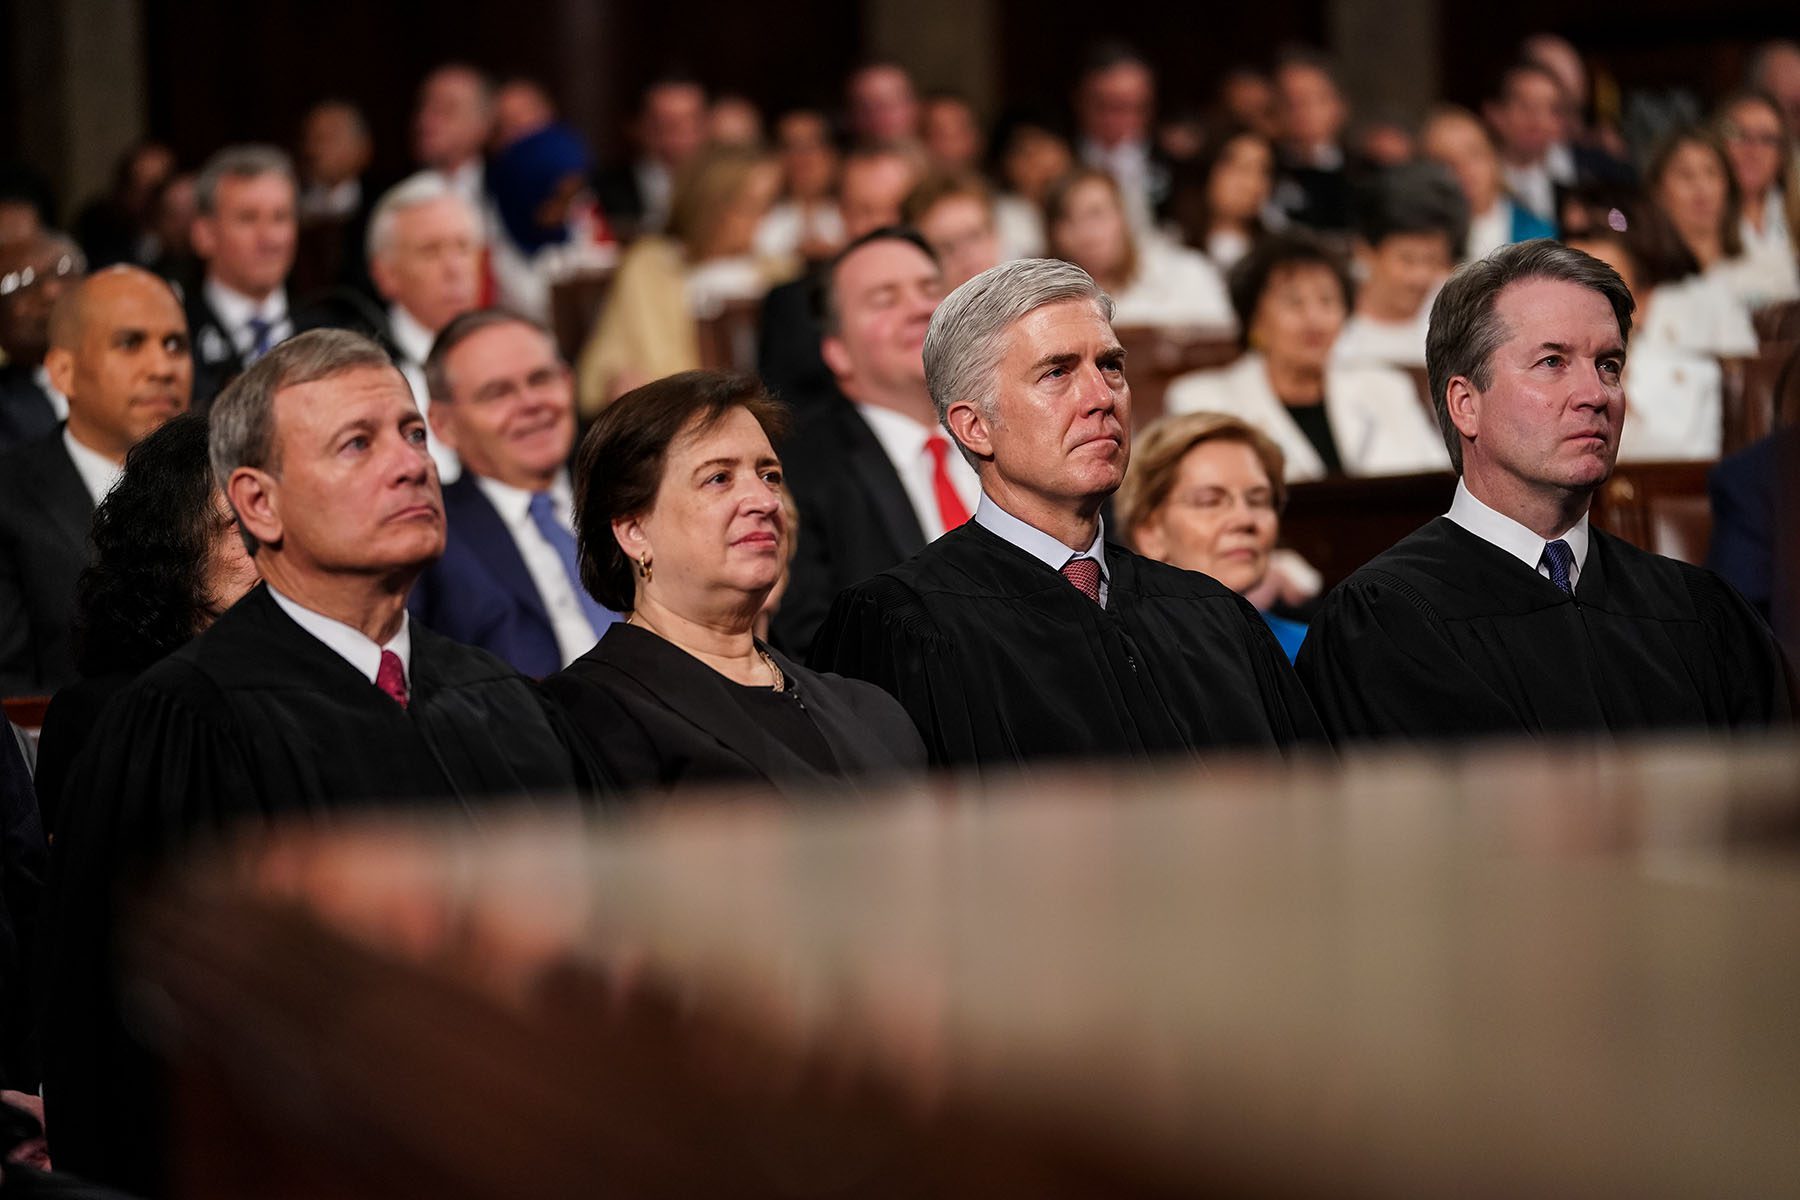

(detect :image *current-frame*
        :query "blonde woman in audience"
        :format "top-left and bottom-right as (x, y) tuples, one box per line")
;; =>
(1165, 231), (1447, 479)
(1646, 127), (1773, 332)
(577, 147), (787, 413)
(1046, 166), (1235, 330)
(1714, 91), (1800, 309)
(1117, 412), (1313, 661)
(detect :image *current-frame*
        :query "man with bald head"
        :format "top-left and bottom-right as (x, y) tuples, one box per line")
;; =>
(0, 231), (85, 451)
(0, 266), (190, 694)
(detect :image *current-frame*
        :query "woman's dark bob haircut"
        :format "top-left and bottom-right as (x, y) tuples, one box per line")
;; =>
(573, 369), (789, 611)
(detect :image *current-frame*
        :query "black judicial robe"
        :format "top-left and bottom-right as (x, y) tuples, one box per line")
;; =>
(1296, 517), (1794, 743)
(809, 520), (1325, 770)
(45, 584), (610, 1196)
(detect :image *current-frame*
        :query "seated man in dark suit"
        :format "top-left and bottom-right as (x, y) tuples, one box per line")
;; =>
(757, 146), (920, 422)
(770, 228), (976, 658)
(1708, 425), (1799, 632)
(183, 144), (302, 411)
(0, 266), (190, 696)
(0, 231), (85, 452)
(591, 74), (708, 241)
(47, 328), (607, 1195)
(811, 258), (1323, 770)
(1298, 240), (1790, 740)
(411, 309), (618, 675)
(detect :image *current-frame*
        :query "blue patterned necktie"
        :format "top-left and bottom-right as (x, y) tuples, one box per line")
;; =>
(1542, 538), (1575, 595)
(245, 316), (274, 361)
(527, 491), (619, 636)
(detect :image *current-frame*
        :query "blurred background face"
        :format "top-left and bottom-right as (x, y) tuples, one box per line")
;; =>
(154, 175), (198, 256)
(492, 81), (556, 148)
(1252, 262), (1347, 372)
(0, 235), (84, 362)
(838, 153), (916, 239)
(1206, 134), (1273, 226)
(709, 96), (764, 150)
(1359, 232), (1452, 320)
(847, 65), (920, 145)
(1275, 64), (1346, 149)
(923, 97), (983, 171)
(1492, 71), (1563, 161)
(1079, 62), (1154, 147)
(1220, 72), (1280, 140)
(1002, 127), (1072, 201)
(301, 104), (371, 186)
(414, 67), (492, 169)
(776, 111), (838, 200)
(1422, 113), (1501, 214)
(372, 196), (482, 332)
(915, 193), (999, 289)
(1134, 439), (1278, 594)
(643, 83), (708, 168)
(1720, 98), (1786, 198)
(707, 162), (782, 258)
(824, 237), (942, 398)
(1654, 139), (1729, 245)
(193, 171), (297, 298)
(433, 322), (575, 489)
(1051, 177), (1130, 283)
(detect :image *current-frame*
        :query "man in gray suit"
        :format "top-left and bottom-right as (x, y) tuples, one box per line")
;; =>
(0, 266), (191, 696)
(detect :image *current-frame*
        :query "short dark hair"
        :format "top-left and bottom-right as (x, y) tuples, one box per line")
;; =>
(816, 225), (938, 334)
(1493, 59), (1564, 106)
(573, 370), (790, 611)
(74, 412), (228, 675)
(1352, 162), (1470, 254)
(1425, 239), (1635, 474)
(424, 307), (556, 402)
(1225, 230), (1353, 348)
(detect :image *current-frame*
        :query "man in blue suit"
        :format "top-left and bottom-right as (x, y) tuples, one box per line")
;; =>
(409, 309), (617, 676)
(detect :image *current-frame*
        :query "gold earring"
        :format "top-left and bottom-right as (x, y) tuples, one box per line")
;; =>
(636, 551), (653, 583)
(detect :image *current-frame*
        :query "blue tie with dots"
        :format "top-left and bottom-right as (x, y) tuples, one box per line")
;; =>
(245, 317), (274, 361)
(1542, 538), (1575, 595)
(528, 491), (619, 637)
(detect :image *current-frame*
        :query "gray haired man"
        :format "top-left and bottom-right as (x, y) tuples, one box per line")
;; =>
(809, 257), (1323, 770)
(1296, 239), (1791, 741)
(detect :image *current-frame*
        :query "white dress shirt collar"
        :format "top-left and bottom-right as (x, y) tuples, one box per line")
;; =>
(974, 491), (1110, 605)
(854, 403), (980, 540)
(472, 470), (574, 527)
(387, 304), (436, 367)
(1446, 477), (1590, 588)
(33, 364), (68, 422)
(204, 277), (287, 333)
(267, 584), (412, 686)
(62, 427), (123, 506)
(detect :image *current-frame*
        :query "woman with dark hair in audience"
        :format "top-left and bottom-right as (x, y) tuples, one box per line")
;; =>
(1644, 128), (1767, 341)
(542, 370), (924, 796)
(987, 113), (1072, 259)
(1172, 122), (1278, 270)
(32, 413), (258, 837)
(1164, 231), (1446, 479)
(1117, 412), (1311, 662)
(1713, 90), (1800, 309)
(1045, 166), (1236, 330)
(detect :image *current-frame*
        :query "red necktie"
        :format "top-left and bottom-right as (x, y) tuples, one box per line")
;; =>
(924, 435), (971, 532)
(376, 649), (409, 709)
(1061, 555), (1102, 603)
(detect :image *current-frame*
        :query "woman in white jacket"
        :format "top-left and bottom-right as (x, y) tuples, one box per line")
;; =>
(1165, 231), (1448, 479)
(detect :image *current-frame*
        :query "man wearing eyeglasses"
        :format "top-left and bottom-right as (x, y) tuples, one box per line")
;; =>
(0, 266), (190, 696)
(0, 232), (86, 453)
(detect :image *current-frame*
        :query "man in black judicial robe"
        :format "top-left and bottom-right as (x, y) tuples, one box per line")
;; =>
(810, 259), (1323, 770)
(46, 330), (607, 1197)
(1297, 240), (1793, 741)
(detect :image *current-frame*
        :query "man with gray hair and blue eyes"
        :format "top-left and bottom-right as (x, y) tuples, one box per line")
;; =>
(1297, 239), (1791, 741)
(810, 257), (1323, 770)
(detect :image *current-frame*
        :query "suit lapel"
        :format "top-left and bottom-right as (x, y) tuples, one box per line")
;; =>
(446, 477), (555, 628)
(841, 406), (928, 557)
(26, 434), (94, 553)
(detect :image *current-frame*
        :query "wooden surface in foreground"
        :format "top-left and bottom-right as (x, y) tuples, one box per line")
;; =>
(132, 739), (1800, 1198)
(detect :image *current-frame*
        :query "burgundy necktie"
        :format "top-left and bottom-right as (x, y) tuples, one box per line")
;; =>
(376, 649), (409, 709)
(1061, 555), (1101, 603)
(924, 435), (971, 532)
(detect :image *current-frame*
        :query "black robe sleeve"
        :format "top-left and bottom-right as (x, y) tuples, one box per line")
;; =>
(1687, 569), (1796, 724)
(1295, 572), (1533, 744)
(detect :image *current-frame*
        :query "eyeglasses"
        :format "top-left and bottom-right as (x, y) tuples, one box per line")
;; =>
(1722, 125), (1784, 148)
(0, 251), (85, 298)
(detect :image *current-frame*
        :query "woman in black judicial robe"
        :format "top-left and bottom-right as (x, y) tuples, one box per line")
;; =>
(33, 414), (259, 841)
(542, 371), (926, 795)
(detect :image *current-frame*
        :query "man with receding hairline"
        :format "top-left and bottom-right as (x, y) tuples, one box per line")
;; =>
(0, 265), (190, 694)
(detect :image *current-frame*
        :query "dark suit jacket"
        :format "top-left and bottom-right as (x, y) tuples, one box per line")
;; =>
(409, 474), (567, 678)
(0, 431), (94, 697)
(756, 267), (838, 423)
(1708, 426), (1798, 627)
(770, 398), (926, 660)
(182, 284), (324, 414)
(541, 623), (925, 797)
(0, 366), (58, 455)
(591, 161), (649, 241)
